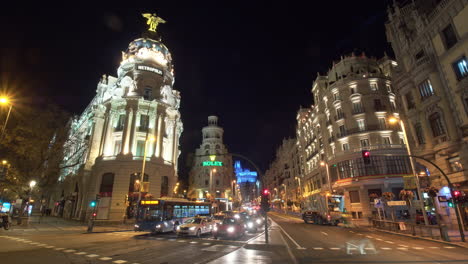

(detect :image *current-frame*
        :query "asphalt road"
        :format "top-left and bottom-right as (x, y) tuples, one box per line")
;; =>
(269, 212), (468, 264)
(0, 227), (263, 264)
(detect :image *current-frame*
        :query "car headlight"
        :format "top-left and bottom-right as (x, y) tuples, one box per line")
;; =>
(234, 214), (240, 219)
(256, 219), (262, 224)
(227, 226), (235, 233)
(134, 224), (139, 228)
(189, 226), (196, 231)
(213, 226), (218, 231)
(156, 224), (161, 228)
(247, 222), (254, 228)
(176, 226), (180, 230)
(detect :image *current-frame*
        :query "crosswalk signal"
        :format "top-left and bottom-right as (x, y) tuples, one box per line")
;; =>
(447, 199), (454, 208)
(362, 150), (371, 165)
(90, 200), (97, 207)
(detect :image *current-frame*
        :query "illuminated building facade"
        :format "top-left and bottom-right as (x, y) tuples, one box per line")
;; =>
(386, 0), (468, 226)
(234, 161), (258, 202)
(56, 36), (183, 221)
(296, 55), (411, 223)
(188, 116), (235, 201)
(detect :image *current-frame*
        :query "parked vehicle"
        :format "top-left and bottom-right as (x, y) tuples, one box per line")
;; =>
(176, 217), (213, 237)
(302, 194), (344, 226)
(212, 217), (246, 239)
(0, 213), (11, 230)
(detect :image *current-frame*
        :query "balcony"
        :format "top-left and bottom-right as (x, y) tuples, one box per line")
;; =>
(334, 113), (345, 121)
(328, 136), (335, 143)
(374, 105), (387, 112)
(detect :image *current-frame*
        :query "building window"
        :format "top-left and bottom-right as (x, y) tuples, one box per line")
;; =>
(100, 173), (115, 194)
(441, 24), (458, 50)
(113, 140), (122, 155)
(160, 176), (169, 197)
(448, 156), (463, 172)
(357, 119), (366, 131)
(216, 180), (219, 186)
(374, 99), (384, 111)
(414, 123), (425, 144)
(349, 190), (360, 203)
(415, 50), (425, 60)
(382, 137), (391, 145)
(116, 114), (125, 131)
(360, 139), (370, 147)
(136, 140), (145, 156)
(390, 100), (397, 112)
(333, 93), (340, 101)
(139, 114), (149, 132)
(418, 79), (434, 100)
(428, 112), (446, 137)
(143, 87), (153, 100)
(405, 92), (415, 110)
(386, 84), (392, 93)
(452, 56), (468, 80)
(205, 180), (209, 186)
(342, 143), (349, 151)
(370, 82), (378, 91)
(378, 118), (387, 130)
(352, 102), (363, 114)
(336, 108), (344, 119)
(339, 125), (346, 137)
(350, 86), (356, 94)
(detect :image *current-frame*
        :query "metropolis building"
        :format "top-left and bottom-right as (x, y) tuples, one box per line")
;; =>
(55, 35), (183, 221)
(296, 54), (411, 223)
(188, 116), (235, 206)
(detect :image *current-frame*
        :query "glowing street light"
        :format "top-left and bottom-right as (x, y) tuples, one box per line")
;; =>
(0, 96), (13, 139)
(29, 180), (37, 189)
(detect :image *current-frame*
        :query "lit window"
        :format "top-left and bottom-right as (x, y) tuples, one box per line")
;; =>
(357, 119), (366, 131)
(418, 79), (435, 100)
(452, 56), (468, 80)
(360, 139), (370, 147)
(448, 156), (463, 172)
(113, 140), (122, 155)
(352, 102), (363, 114)
(378, 118), (387, 130)
(370, 82), (378, 91)
(342, 143), (349, 151)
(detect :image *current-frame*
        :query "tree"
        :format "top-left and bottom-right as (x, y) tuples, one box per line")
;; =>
(0, 104), (70, 214)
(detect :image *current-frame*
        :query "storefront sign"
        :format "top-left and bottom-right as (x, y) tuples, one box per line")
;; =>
(387, 201), (407, 206)
(137, 65), (163, 75)
(202, 161), (223, 166)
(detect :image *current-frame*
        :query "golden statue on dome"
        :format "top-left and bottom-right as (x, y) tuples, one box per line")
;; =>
(142, 13), (166, 33)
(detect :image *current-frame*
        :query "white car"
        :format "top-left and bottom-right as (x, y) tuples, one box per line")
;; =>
(176, 217), (213, 237)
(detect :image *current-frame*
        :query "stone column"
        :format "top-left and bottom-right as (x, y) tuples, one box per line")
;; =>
(157, 111), (166, 158)
(102, 110), (116, 156)
(98, 110), (110, 156)
(172, 118), (178, 164)
(128, 108), (138, 155)
(152, 114), (160, 157)
(122, 108), (133, 154)
(149, 108), (157, 157)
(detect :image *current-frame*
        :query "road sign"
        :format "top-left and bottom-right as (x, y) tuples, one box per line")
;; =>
(387, 201), (407, 206)
(374, 199), (383, 208)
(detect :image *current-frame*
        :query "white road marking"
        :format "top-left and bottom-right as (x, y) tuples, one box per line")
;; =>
(177, 240), (185, 243)
(398, 244), (409, 247)
(74, 252), (87, 255)
(202, 242), (211, 246)
(429, 247), (440, 249)
(45, 246), (54, 248)
(54, 248), (65, 250)
(357, 233), (364, 236)
(376, 238), (383, 241)
(313, 247), (324, 250)
(349, 231), (355, 233)
(412, 247), (424, 250)
(384, 241), (395, 244)
(397, 247), (408, 250)
(113, 260), (127, 264)
(86, 254), (99, 258)
(366, 236), (373, 238)
(364, 248), (376, 250)
(444, 246), (456, 249)
(381, 247), (391, 250)
(321, 232), (328, 236)
(330, 247), (340, 250)
(190, 241), (198, 244)
(270, 218), (306, 250)
(64, 249), (76, 253)
(100, 257), (113, 261)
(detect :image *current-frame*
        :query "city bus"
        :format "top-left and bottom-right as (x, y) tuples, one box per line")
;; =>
(134, 198), (211, 233)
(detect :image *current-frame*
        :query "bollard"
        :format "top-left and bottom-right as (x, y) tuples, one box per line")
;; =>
(440, 225), (450, 242)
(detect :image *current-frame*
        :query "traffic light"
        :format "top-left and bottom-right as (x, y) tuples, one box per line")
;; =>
(447, 199), (454, 208)
(453, 190), (461, 202)
(362, 150), (371, 165)
(90, 200), (97, 207)
(261, 189), (270, 213)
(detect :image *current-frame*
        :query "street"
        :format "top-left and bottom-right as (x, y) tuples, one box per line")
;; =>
(269, 212), (468, 264)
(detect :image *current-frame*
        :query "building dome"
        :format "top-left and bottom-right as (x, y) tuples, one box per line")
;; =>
(121, 38), (173, 70)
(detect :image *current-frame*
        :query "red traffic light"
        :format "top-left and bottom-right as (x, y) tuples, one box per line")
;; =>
(92, 212), (97, 217)
(363, 150), (370, 157)
(262, 189), (270, 195)
(453, 190), (461, 197)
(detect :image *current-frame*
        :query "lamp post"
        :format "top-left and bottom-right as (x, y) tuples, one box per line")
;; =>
(282, 183), (287, 213)
(209, 168), (217, 198)
(389, 116), (429, 226)
(136, 136), (156, 215)
(320, 161), (332, 192)
(0, 96), (13, 140)
(28, 180), (37, 217)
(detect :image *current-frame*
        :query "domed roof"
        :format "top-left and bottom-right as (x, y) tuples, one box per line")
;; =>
(121, 38), (172, 68)
(125, 38), (170, 57)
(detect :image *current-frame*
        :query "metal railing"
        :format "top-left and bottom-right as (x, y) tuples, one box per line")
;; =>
(371, 219), (449, 241)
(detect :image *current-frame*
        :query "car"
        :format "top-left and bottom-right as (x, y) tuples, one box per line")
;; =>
(238, 214), (263, 233)
(212, 213), (225, 224)
(176, 217), (213, 237)
(212, 217), (246, 239)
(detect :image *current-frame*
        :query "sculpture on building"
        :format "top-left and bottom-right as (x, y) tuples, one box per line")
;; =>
(142, 13), (166, 33)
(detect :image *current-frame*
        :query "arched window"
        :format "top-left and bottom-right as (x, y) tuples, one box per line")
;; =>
(129, 173), (148, 193)
(100, 173), (115, 195)
(160, 176), (169, 197)
(204, 144), (210, 150)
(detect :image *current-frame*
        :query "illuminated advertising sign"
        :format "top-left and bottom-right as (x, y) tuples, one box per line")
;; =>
(141, 200), (159, 205)
(202, 161), (223, 166)
(137, 65), (163, 75)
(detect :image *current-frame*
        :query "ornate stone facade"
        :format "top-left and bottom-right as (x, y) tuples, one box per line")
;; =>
(55, 37), (182, 221)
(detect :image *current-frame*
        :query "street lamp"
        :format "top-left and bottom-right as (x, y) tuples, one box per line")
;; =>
(320, 161), (332, 192)
(389, 116), (429, 226)
(28, 180), (37, 217)
(136, 136), (156, 211)
(282, 183), (287, 212)
(0, 96), (13, 140)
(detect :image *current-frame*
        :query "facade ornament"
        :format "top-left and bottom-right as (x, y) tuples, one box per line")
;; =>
(142, 13), (166, 33)
(121, 75), (138, 96)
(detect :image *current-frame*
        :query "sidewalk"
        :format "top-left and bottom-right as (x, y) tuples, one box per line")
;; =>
(10, 214), (134, 232)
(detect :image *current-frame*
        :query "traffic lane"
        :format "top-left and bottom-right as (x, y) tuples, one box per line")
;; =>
(269, 214), (468, 263)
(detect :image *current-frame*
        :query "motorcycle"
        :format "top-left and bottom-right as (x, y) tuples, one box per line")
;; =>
(0, 213), (12, 230)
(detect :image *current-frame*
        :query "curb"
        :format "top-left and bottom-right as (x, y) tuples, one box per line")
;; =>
(367, 227), (468, 249)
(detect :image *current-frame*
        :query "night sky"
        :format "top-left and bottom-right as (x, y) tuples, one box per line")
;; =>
(0, 2), (393, 183)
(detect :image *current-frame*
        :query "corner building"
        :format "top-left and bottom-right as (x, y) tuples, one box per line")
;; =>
(188, 116), (235, 204)
(57, 37), (183, 221)
(297, 55), (411, 224)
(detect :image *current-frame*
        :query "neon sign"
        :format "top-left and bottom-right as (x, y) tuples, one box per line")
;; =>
(202, 161), (223, 166)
